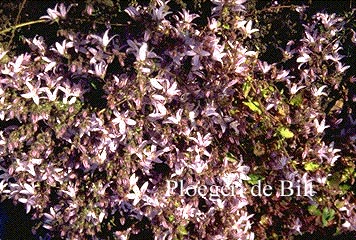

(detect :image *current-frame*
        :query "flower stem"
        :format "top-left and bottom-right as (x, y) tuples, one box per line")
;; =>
(0, 19), (47, 36)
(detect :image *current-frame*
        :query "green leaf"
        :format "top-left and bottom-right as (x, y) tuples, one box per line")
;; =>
(226, 152), (237, 162)
(341, 167), (355, 182)
(290, 93), (303, 106)
(327, 172), (341, 188)
(261, 86), (274, 98)
(242, 82), (252, 98)
(322, 207), (335, 226)
(168, 215), (175, 222)
(90, 81), (98, 89)
(308, 205), (322, 216)
(177, 225), (188, 235)
(334, 200), (345, 209)
(243, 100), (262, 114)
(247, 174), (265, 185)
(304, 162), (320, 172)
(222, 23), (230, 30)
(278, 127), (294, 139)
(339, 184), (351, 193)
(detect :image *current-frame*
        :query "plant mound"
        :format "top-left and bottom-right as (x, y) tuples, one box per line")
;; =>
(0, 1), (355, 239)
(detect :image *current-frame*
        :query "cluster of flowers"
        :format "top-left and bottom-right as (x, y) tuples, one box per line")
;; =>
(0, 0), (355, 239)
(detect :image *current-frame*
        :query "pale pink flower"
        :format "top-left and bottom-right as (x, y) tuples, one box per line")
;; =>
(290, 217), (302, 234)
(351, 29), (356, 43)
(111, 110), (136, 135)
(211, 41), (226, 64)
(258, 61), (271, 74)
(177, 9), (198, 23)
(148, 102), (167, 120)
(336, 62), (350, 73)
(290, 83), (306, 95)
(57, 83), (79, 105)
(40, 3), (74, 22)
(126, 40), (159, 62)
(163, 109), (183, 125)
(90, 29), (118, 49)
(150, 0), (172, 21)
(42, 57), (57, 72)
(125, 6), (141, 21)
(86, 4), (94, 16)
(211, 0), (247, 16)
(208, 18), (219, 32)
(313, 118), (330, 133)
(43, 207), (57, 225)
(40, 87), (59, 101)
(189, 132), (212, 148)
(0, 180), (8, 194)
(164, 81), (181, 98)
(9, 54), (28, 73)
(25, 35), (46, 54)
(236, 20), (259, 38)
(129, 174), (139, 188)
(20, 183), (36, 195)
(89, 61), (108, 78)
(61, 183), (77, 198)
(150, 78), (164, 90)
(177, 203), (196, 219)
(21, 78), (41, 105)
(51, 40), (73, 56)
(316, 12), (343, 29)
(296, 52), (311, 69)
(186, 44), (210, 71)
(127, 181), (149, 206)
(311, 85), (327, 97)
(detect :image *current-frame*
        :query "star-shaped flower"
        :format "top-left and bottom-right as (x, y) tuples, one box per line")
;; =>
(127, 181), (149, 206)
(40, 3), (74, 22)
(21, 79), (41, 105)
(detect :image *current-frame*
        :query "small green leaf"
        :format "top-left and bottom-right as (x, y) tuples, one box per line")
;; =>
(226, 152), (237, 162)
(304, 162), (320, 172)
(278, 127), (294, 139)
(247, 174), (265, 185)
(229, 109), (238, 115)
(90, 81), (98, 89)
(322, 207), (335, 226)
(341, 167), (355, 182)
(243, 100), (262, 114)
(168, 215), (175, 222)
(290, 93), (303, 106)
(339, 184), (351, 193)
(334, 200), (345, 209)
(177, 225), (188, 235)
(261, 86), (274, 98)
(242, 82), (252, 98)
(222, 23), (230, 30)
(327, 172), (341, 188)
(308, 205), (322, 216)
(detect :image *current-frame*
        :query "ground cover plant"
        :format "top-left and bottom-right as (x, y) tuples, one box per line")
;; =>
(0, 0), (356, 239)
